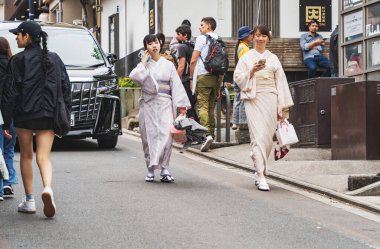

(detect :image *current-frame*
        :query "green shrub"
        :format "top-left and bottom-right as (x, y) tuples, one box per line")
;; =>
(118, 77), (140, 88)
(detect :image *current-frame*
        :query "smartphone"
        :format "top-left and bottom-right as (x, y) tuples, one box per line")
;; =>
(138, 50), (150, 62)
(138, 50), (145, 58)
(258, 59), (266, 65)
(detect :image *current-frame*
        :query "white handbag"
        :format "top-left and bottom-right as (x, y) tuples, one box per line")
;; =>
(0, 148), (9, 180)
(275, 119), (299, 146)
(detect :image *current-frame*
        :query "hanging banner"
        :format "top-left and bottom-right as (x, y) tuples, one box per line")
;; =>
(299, 0), (332, 32)
(149, 0), (155, 34)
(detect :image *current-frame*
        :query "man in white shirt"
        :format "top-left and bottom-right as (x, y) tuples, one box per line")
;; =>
(190, 17), (221, 152)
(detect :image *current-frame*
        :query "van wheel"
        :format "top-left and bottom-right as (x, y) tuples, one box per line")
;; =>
(97, 136), (118, 148)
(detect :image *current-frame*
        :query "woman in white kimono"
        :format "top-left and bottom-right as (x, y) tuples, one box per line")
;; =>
(130, 34), (191, 183)
(233, 25), (294, 191)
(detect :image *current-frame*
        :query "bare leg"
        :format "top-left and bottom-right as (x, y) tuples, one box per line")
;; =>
(16, 128), (34, 195)
(35, 130), (55, 188)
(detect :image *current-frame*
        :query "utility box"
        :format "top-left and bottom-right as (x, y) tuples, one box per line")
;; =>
(331, 81), (380, 160)
(289, 77), (355, 146)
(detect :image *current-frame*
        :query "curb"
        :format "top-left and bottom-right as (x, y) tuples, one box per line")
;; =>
(123, 129), (380, 214)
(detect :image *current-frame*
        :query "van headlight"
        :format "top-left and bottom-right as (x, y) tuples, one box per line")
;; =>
(97, 79), (117, 93)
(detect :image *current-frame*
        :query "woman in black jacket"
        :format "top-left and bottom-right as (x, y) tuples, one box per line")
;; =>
(2, 21), (71, 218)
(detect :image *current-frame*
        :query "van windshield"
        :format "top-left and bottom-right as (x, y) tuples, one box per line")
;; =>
(0, 28), (106, 68)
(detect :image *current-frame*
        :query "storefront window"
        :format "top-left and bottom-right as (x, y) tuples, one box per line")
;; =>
(343, 0), (362, 9)
(367, 37), (380, 69)
(344, 43), (364, 75)
(366, 3), (380, 36)
(344, 10), (363, 42)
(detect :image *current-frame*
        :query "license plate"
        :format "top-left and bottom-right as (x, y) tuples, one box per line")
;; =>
(70, 113), (75, 126)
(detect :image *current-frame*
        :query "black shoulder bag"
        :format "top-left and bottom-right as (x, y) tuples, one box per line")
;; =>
(53, 67), (70, 137)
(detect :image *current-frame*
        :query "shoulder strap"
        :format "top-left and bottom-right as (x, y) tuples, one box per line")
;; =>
(203, 34), (215, 44)
(53, 53), (63, 101)
(200, 34), (213, 63)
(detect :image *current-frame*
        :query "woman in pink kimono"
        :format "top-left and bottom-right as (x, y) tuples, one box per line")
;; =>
(233, 25), (294, 191)
(130, 34), (191, 183)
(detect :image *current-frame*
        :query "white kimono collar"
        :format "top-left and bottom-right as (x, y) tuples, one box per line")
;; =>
(252, 49), (270, 58)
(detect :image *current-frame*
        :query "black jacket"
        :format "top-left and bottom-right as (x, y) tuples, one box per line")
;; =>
(2, 43), (71, 129)
(0, 54), (9, 104)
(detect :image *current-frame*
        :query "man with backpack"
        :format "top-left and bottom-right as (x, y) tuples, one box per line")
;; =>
(189, 17), (228, 152)
(175, 24), (199, 122)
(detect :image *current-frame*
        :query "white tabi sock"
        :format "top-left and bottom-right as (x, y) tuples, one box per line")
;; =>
(160, 168), (170, 176)
(147, 167), (155, 177)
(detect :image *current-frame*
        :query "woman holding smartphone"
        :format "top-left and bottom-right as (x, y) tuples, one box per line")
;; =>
(233, 25), (294, 191)
(129, 34), (190, 183)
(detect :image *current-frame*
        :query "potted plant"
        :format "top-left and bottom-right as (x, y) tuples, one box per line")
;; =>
(118, 77), (141, 117)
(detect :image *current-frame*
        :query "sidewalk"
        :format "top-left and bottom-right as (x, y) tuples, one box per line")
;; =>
(124, 129), (380, 214)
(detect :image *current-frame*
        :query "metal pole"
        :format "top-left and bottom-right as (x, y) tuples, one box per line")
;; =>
(257, 0), (261, 25)
(58, 0), (63, 22)
(224, 87), (231, 142)
(28, 0), (35, 21)
(216, 94), (222, 142)
(216, 87), (231, 143)
(96, 0), (102, 42)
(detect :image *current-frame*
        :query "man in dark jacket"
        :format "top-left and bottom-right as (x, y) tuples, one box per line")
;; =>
(175, 24), (198, 122)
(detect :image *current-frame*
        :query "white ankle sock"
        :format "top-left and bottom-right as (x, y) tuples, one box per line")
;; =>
(161, 168), (170, 176)
(147, 168), (155, 177)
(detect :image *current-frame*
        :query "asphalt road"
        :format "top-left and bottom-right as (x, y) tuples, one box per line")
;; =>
(0, 134), (379, 249)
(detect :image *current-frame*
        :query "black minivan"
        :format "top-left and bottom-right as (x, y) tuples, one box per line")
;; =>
(0, 22), (122, 148)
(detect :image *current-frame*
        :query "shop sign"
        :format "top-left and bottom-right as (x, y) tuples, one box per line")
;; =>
(149, 0), (155, 34)
(300, 0), (332, 32)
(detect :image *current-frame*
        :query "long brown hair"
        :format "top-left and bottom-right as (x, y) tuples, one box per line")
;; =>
(0, 37), (12, 59)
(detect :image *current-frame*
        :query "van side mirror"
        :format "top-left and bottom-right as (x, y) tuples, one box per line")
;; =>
(106, 53), (118, 64)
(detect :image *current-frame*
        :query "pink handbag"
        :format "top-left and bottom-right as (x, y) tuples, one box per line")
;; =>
(274, 142), (289, 161)
(171, 125), (187, 144)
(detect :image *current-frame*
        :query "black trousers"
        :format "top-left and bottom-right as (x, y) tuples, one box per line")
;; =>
(182, 80), (199, 123)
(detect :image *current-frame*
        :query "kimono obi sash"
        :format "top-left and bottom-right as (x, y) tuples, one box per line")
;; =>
(157, 80), (172, 96)
(255, 70), (276, 91)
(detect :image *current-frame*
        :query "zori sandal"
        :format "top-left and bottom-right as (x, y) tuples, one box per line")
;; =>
(160, 174), (174, 183)
(145, 175), (155, 182)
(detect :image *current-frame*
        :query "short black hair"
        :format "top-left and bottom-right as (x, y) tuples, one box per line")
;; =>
(175, 25), (192, 40)
(308, 19), (320, 27)
(181, 19), (191, 27)
(155, 33), (166, 52)
(201, 17), (217, 31)
(143, 34), (159, 49)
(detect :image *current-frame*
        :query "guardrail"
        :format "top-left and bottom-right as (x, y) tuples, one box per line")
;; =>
(216, 87), (231, 142)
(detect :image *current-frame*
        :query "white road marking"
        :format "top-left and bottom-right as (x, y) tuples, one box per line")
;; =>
(123, 134), (380, 223)
(175, 148), (380, 224)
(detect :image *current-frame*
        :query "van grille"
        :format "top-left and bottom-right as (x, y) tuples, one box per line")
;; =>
(71, 82), (100, 129)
